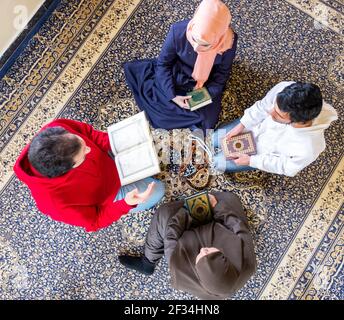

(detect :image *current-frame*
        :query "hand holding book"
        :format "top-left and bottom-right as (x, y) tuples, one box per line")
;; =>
(172, 88), (212, 111)
(185, 191), (214, 226)
(172, 95), (192, 109)
(186, 87), (212, 111)
(221, 122), (257, 161)
(225, 122), (245, 140)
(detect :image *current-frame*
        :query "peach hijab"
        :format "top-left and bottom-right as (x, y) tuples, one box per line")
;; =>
(186, 0), (234, 89)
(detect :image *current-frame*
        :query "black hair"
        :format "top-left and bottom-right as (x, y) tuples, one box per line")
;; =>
(28, 126), (82, 178)
(276, 82), (323, 123)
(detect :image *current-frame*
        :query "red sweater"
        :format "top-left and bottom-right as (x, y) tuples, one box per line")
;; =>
(13, 119), (135, 232)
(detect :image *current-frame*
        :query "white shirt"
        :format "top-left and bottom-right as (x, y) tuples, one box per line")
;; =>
(240, 81), (338, 177)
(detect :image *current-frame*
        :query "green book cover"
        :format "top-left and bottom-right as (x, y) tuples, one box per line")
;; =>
(184, 191), (213, 225)
(187, 87), (212, 111)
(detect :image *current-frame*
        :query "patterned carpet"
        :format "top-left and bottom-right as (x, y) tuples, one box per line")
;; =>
(0, 0), (343, 300)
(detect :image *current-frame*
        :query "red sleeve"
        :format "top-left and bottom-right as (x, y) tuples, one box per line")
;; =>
(50, 199), (136, 232)
(47, 119), (111, 152)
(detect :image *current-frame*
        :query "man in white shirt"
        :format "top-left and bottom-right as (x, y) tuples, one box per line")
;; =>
(212, 81), (338, 177)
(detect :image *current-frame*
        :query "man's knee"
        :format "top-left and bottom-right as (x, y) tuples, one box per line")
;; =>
(213, 154), (226, 173)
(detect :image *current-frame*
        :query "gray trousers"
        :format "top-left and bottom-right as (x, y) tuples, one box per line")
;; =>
(144, 201), (185, 265)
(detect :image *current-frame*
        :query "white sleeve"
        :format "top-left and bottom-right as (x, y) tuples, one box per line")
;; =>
(240, 81), (295, 130)
(250, 152), (314, 177)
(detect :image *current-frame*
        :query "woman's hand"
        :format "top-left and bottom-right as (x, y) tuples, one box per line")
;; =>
(124, 182), (155, 206)
(225, 123), (245, 140)
(172, 95), (192, 109)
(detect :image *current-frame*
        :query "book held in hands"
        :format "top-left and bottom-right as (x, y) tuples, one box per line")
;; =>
(184, 191), (213, 225)
(107, 111), (161, 185)
(187, 87), (212, 111)
(221, 131), (257, 160)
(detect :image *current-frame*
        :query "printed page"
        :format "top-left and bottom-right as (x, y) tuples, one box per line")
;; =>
(115, 142), (160, 185)
(109, 121), (147, 154)
(107, 112), (151, 155)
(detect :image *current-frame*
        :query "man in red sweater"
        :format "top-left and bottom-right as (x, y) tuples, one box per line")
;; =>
(13, 119), (165, 232)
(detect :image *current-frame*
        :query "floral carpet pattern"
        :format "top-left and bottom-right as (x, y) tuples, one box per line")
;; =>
(0, 0), (343, 299)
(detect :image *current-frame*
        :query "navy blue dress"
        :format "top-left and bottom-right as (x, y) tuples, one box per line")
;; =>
(124, 20), (238, 130)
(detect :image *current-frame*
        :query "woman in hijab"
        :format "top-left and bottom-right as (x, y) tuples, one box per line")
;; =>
(118, 192), (256, 300)
(124, 0), (237, 130)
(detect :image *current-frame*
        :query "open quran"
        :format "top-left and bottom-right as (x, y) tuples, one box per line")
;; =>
(107, 111), (161, 185)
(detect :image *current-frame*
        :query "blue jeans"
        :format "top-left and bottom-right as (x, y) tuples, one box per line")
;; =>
(115, 177), (165, 212)
(212, 119), (255, 173)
